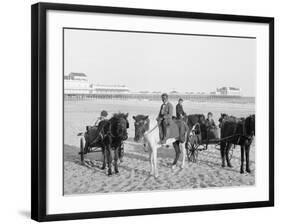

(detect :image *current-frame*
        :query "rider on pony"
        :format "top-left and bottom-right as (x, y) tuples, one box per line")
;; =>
(156, 93), (173, 144)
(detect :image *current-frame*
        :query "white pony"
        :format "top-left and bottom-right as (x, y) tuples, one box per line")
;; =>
(133, 115), (188, 178)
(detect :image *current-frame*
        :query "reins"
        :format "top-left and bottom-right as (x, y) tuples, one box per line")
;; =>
(144, 124), (158, 136)
(133, 122), (157, 152)
(88, 121), (116, 145)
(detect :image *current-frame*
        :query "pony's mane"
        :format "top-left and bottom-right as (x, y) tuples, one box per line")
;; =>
(188, 114), (205, 117)
(245, 114), (255, 135)
(186, 114), (206, 120)
(220, 114), (240, 122)
(111, 112), (128, 119)
(248, 114), (255, 119)
(134, 114), (149, 120)
(185, 114), (206, 126)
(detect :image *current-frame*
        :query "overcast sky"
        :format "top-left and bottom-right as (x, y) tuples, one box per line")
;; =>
(64, 29), (256, 96)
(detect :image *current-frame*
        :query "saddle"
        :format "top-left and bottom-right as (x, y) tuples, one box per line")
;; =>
(164, 119), (187, 143)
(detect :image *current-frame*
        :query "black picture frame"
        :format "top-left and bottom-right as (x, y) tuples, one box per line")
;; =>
(31, 2), (274, 222)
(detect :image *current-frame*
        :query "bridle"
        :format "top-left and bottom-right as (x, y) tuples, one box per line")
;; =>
(108, 117), (129, 139)
(134, 118), (152, 151)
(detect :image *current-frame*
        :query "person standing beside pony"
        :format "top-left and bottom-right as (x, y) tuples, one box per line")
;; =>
(157, 93), (173, 144)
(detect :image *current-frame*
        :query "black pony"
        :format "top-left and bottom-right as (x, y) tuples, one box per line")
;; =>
(83, 113), (129, 175)
(219, 114), (255, 173)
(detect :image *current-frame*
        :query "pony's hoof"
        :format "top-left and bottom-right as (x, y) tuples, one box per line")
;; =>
(240, 169), (244, 174)
(171, 165), (176, 170)
(221, 164), (225, 168)
(115, 169), (119, 174)
(101, 166), (106, 170)
(227, 164), (233, 168)
(246, 168), (251, 173)
(180, 165), (185, 169)
(108, 170), (113, 176)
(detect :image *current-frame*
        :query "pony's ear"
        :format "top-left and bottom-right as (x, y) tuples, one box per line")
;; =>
(145, 115), (149, 120)
(132, 116), (136, 120)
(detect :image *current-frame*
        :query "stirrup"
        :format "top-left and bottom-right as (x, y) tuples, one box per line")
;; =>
(159, 139), (167, 145)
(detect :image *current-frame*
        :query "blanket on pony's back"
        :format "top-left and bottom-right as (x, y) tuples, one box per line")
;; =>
(165, 119), (188, 143)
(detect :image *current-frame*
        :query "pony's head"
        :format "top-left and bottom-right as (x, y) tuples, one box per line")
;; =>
(245, 114), (255, 137)
(218, 113), (229, 128)
(132, 115), (150, 142)
(110, 113), (129, 140)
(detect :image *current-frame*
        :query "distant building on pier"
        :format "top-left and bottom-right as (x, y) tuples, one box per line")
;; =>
(215, 87), (242, 96)
(64, 73), (91, 94)
(90, 84), (129, 94)
(64, 72), (130, 95)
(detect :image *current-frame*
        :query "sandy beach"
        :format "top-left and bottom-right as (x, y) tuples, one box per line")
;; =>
(64, 99), (255, 195)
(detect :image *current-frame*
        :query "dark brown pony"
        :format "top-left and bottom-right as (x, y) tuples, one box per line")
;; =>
(183, 114), (206, 135)
(219, 114), (255, 173)
(83, 113), (129, 175)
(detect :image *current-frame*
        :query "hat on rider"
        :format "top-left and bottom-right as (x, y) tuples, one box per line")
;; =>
(101, 110), (108, 117)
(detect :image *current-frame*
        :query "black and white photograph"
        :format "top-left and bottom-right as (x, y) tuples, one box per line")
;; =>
(63, 28), (256, 195)
(30, 2), (274, 222)
(0, 0), (279, 223)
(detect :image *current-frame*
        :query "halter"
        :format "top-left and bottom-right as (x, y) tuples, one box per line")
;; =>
(134, 119), (154, 152)
(144, 124), (158, 136)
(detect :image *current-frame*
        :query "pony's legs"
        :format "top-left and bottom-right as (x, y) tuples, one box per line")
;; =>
(101, 147), (106, 170)
(240, 145), (245, 174)
(180, 142), (186, 169)
(172, 141), (180, 167)
(114, 148), (119, 174)
(84, 141), (89, 154)
(106, 146), (113, 176)
(226, 143), (233, 168)
(149, 150), (154, 176)
(153, 148), (158, 178)
(220, 141), (226, 167)
(245, 144), (251, 173)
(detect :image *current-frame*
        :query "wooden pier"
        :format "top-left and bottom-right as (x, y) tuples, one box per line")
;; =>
(64, 93), (254, 104)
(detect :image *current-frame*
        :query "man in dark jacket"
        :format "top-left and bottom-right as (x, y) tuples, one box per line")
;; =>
(176, 98), (186, 119)
(157, 93), (173, 143)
